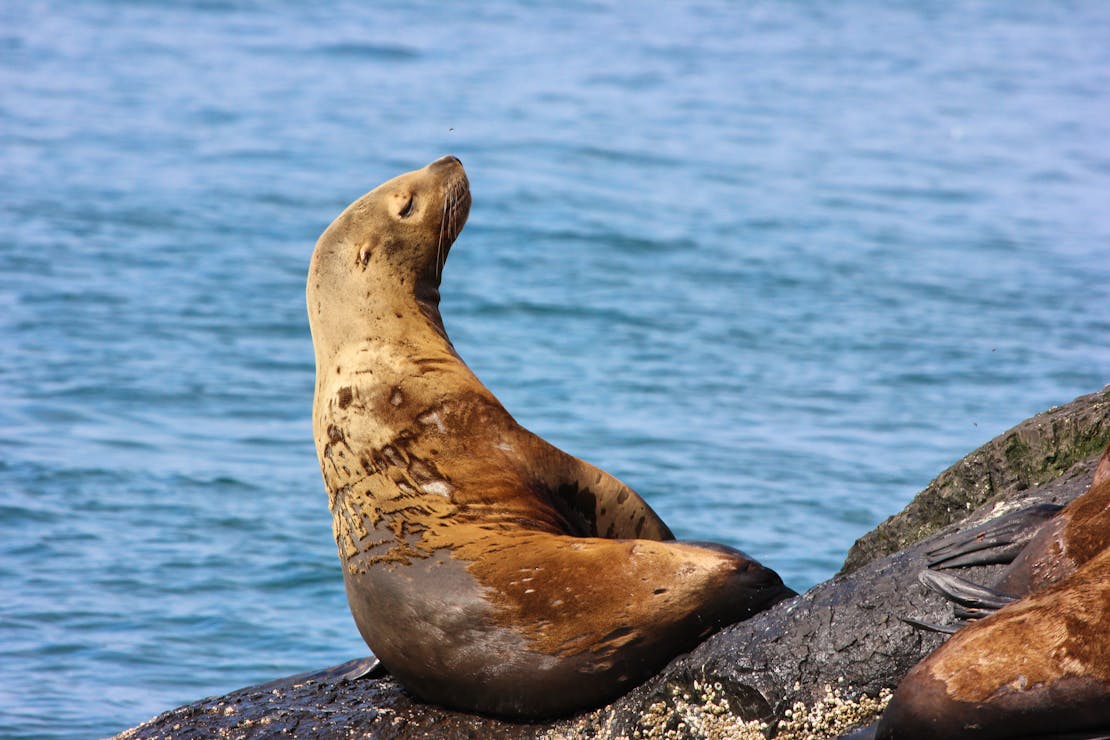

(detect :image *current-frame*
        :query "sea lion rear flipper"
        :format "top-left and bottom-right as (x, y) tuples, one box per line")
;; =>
(898, 616), (965, 634)
(918, 569), (1019, 611)
(925, 503), (1062, 569)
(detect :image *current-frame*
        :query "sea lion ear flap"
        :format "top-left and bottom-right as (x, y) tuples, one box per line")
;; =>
(357, 243), (372, 267)
(355, 236), (380, 268)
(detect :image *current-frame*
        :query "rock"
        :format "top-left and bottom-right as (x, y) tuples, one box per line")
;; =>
(114, 388), (1110, 739)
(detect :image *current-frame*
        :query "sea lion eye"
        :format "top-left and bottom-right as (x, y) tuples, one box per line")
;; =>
(398, 194), (415, 218)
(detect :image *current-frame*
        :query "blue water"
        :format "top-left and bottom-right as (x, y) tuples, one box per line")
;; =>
(2, 2), (1108, 737)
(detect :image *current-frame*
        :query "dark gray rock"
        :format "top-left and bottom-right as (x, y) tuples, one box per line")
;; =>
(114, 389), (1110, 739)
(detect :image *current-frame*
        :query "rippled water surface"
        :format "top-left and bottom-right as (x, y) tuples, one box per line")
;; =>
(3, 2), (1109, 737)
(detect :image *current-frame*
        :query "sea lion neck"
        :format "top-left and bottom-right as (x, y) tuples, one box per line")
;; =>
(381, 282), (452, 347)
(413, 283), (449, 339)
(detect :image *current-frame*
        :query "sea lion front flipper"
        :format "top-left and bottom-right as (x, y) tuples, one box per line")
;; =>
(925, 503), (1062, 569)
(553, 454), (675, 541)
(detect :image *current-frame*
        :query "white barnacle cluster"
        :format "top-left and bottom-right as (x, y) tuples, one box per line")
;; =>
(774, 682), (893, 739)
(629, 681), (768, 740)
(602, 678), (894, 740)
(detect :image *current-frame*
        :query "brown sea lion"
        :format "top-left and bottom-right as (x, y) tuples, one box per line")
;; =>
(874, 445), (1110, 739)
(306, 155), (795, 718)
(875, 549), (1110, 739)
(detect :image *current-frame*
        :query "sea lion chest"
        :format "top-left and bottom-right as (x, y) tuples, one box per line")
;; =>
(313, 340), (559, 570)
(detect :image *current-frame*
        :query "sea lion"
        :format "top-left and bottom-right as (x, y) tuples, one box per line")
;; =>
(306, 155), (795, 718)
(874, 549), (1110, 739)
(872, 445), (1110, 739)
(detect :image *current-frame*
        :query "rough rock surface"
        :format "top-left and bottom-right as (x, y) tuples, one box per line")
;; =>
(115, 388), (1110, 739)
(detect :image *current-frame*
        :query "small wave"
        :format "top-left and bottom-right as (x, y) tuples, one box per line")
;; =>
(313, 41), (420, 60)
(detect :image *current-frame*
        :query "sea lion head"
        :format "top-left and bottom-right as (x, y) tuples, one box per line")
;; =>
(307, 155), (470, 350)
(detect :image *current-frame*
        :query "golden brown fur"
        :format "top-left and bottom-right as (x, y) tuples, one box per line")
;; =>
(307, 156), (794, 718)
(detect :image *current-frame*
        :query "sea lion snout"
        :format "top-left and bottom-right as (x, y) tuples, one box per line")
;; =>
(429, 154), (463, 171)
(732, 558), (798, 607)
(680, 540), (797, 603)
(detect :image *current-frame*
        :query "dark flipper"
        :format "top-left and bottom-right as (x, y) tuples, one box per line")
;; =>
(339, 655), (387, 682)
(925, 503), (1061, 569)
(902, 570), (1020, 634)
(951, 603), (1004, 621)
(899, 616), (965, 635)
(918, 570), (1019, 611)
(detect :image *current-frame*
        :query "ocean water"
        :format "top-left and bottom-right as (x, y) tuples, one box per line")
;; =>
(2, 1), (1108, 737)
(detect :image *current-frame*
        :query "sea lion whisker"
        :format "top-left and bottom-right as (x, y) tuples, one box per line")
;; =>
(436, 189), (449, 281)
(449, 188), (457, 246)
(442, 191), (454, 280)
